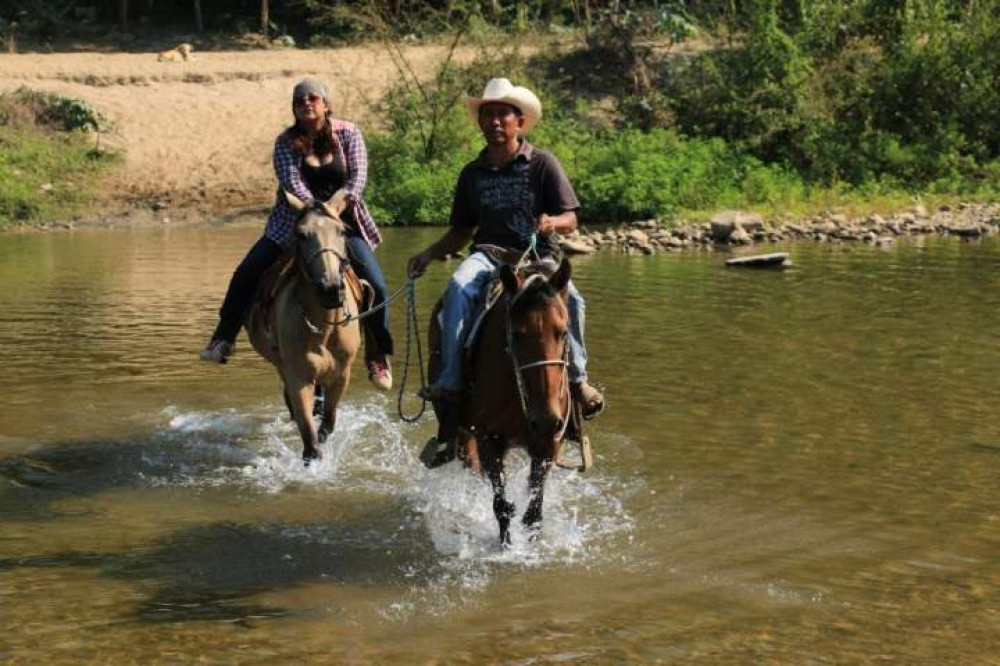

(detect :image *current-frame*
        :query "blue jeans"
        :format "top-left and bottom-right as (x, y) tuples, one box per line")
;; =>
(346, 231), (394, 359)
(214, 236), (285, 344)
(436, 251), (589, 391)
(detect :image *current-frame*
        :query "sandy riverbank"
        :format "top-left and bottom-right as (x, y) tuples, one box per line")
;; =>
(0, 44), (476, 227)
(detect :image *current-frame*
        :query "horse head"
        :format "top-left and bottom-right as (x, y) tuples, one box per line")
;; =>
(498, 258), (573, 441)
(285, 189), (349, 309)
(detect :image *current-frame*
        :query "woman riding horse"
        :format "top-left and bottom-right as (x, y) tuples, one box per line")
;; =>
(201, 77), (393, 391)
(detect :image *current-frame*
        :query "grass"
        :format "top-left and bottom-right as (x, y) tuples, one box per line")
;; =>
(0, 88), (120, 229)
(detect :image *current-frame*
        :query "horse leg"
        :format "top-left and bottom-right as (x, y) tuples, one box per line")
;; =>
(522, 456), (553, 540)
(480, 437), (514, 547)
(285, 377), (321, 462)
(318, 368), (350, 445)
(462, 430), (482, 477)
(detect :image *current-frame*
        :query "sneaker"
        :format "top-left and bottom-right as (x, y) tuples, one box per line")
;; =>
(367, 357), (392, 391)
(571, 381), (605, 420)
(199, 339), (234, 364)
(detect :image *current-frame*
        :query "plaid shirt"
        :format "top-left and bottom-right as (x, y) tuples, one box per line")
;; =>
(265, 118), (381, 250)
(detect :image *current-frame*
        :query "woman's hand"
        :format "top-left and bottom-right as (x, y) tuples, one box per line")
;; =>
(335, 196), (350, 217)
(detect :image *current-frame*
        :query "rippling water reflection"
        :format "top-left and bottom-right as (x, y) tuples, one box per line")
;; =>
(1, 226), (999, 662)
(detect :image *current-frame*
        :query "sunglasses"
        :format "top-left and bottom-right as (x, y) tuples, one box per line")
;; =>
(294, 93), (324, 106)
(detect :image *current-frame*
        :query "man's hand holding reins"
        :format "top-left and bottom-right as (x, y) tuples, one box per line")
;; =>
(537, 210), (579, 237)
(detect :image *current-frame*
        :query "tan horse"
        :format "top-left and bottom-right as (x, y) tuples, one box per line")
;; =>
(246, 190), (360, 462)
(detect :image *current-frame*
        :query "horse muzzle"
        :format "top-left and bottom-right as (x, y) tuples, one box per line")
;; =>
(527, 411), (563, 440)
(315, 278), (344, 309)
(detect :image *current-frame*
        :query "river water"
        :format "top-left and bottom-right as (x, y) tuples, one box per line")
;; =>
(1, 225), (998, 663)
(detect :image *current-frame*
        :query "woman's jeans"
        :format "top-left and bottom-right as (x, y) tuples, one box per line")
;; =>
(346, 231), (394, 359)
(213, 236), (284, 344)
(213, 233), (394, 360)
(435, 251), (589, 392)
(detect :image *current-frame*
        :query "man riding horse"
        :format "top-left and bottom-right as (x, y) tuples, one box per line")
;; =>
(407, 78), (604, 462)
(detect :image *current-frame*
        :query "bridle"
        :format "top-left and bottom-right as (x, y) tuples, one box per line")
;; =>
(503, 273), (572, 441)
(296, 203), (351, 332)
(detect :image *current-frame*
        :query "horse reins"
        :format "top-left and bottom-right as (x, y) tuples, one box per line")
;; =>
(298, 219), (408, 330)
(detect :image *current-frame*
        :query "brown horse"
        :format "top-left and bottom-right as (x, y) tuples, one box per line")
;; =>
(454, 259), (575, 545)
(246, 190), (360, 462)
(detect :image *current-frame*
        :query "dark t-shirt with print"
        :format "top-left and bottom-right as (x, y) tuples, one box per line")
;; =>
(449, 140), (580, 257)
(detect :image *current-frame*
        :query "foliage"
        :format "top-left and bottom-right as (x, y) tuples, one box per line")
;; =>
(368, 87), (808, 225)
(0, 88), (119, 227)
(0, 87), (115, 133)
(664, 0), (1000, 192)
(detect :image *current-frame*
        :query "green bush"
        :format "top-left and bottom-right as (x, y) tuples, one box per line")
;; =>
(665, 0), (1000, 195)
(368, 103), (809, 225)
(0, 88), (118, 227)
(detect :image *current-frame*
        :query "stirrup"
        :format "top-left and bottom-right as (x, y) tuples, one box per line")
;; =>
(556, 434), (593, 472)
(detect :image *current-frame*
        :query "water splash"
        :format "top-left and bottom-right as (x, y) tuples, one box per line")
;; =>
(145, 399), (637, 618)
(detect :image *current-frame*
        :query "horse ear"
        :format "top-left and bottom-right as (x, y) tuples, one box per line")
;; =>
(284, 190), (307, 212)
(549, 257), (572, 291)
(499, 264), (520, 295)
(326, 188), (348, 217)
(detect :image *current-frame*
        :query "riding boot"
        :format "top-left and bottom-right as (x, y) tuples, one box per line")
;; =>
(419, 397), (461, 468)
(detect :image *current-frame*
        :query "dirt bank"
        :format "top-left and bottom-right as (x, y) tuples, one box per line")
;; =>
(0, 44), (475, 226)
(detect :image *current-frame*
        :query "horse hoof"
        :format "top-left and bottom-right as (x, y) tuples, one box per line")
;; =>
(303, 448), (322, 464)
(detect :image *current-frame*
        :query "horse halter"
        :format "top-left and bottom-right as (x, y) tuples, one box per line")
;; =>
(296, 202), (351, 329)
(298, 200), (349, 268)
(503, 274), (571, 440)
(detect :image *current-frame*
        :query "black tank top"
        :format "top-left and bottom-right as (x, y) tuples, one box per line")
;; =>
(302, 154), (348, 202)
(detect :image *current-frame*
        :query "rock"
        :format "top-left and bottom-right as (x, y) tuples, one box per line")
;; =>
(949, 225), (983, 238)
(874, 236), (895, 247)
(814, 220), (839, 234)
(559, 238), (597, 255)
(626, 229), (649, 245)
(710, 210), (763, 241)
(725, 252), (791, 268)
(729, 226), (753, 245)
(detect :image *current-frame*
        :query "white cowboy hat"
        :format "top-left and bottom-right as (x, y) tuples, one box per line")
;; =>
(466, 78), (542, 133)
